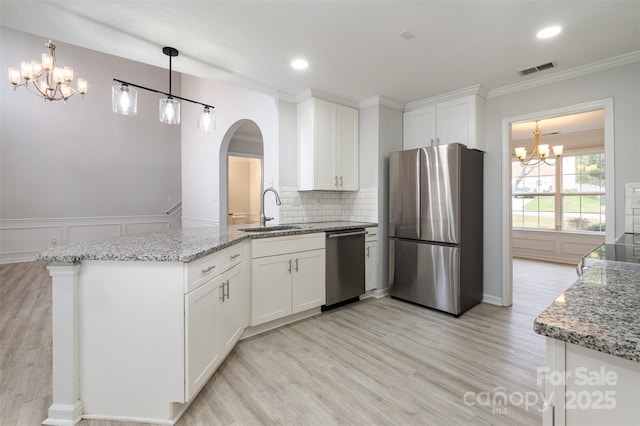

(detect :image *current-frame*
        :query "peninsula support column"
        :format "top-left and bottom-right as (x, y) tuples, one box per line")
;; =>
(43, 262), (83, 426)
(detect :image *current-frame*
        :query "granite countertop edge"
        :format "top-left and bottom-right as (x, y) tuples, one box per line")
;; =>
(534, 261), (640, 363)
(36, 221), (378, 263)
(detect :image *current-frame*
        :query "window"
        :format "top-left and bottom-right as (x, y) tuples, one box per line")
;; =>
(512, 151), (605, 233)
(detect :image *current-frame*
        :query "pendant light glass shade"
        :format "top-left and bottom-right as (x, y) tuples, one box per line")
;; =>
(159, 97), (180, 124)
(197, 106), (214, 132)
(112, 84), (137, 115)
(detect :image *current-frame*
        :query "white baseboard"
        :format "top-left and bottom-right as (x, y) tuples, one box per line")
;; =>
(181, 216), (219, 228)
(482, 293), (504, 306)
(0, 215), (173, 264)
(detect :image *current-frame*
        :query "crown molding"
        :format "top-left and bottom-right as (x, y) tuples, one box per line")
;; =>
(404, 84), (488, 112)
(294, 88), (359, 108)
(275, 91), (297, 103)
(487, 50), (640, 99)
(358, 95), (405, 111)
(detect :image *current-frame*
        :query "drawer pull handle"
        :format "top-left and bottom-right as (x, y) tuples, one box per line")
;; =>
(295, 258), (299, 272)
(230, 253), (240, 260)
(288, 259), (292, 274)
(201, 265), (216, 274)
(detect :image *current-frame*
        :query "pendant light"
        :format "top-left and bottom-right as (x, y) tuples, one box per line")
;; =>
(112, 46), (214, 131)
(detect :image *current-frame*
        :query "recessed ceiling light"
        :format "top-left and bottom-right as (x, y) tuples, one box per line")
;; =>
(291, 59), (309, 70)
(537, 26), (562, 39)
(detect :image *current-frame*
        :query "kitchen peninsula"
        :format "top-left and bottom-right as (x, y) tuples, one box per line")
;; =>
(534, 234), (640, 425)
(37, 222), (377, 426)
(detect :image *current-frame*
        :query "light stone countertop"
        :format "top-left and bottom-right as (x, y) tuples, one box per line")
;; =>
(36, 221), (377, 263)
(534, 260), (640, 363)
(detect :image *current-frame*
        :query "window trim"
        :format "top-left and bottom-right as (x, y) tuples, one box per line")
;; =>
(511, 148), (605, 233)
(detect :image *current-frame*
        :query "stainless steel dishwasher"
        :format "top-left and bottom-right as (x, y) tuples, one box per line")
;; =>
(324, 228), (366, 310)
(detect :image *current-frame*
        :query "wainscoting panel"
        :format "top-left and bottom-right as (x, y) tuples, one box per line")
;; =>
(512, 229), (604, 265)
(124, 221), (170, 235)
(0, 226), (63, 262)
(67, 223), (121, 244)
(0, 215), (175, 264)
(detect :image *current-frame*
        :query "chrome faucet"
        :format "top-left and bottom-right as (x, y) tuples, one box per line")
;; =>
(260, 186), (282, 226)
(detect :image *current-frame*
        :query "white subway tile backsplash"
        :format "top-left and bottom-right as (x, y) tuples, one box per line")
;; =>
(624, 183), (640, 233)
(279, 187), (377, 224)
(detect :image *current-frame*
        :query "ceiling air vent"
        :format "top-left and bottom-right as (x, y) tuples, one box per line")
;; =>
(518, 61), (557, 77)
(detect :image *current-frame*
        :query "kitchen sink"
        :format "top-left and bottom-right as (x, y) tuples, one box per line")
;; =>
(239, 225), (307, 233)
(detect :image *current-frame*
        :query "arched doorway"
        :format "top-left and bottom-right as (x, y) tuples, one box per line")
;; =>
(219, 120), (264, 225)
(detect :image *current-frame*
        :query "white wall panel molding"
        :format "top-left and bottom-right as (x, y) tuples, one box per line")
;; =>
(0, 215), (173, 264)
(512, 229), (604, 265)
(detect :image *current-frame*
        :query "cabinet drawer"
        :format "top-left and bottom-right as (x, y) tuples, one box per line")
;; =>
(251, 232), (324, 258)
(186, 243), (244, 293)
(365, 227), (378, 242)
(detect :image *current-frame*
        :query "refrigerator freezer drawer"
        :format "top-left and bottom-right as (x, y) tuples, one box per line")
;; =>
(389, 238), (460, 315)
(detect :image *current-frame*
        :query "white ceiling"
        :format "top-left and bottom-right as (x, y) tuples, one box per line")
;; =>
(2, 1), (639, 106)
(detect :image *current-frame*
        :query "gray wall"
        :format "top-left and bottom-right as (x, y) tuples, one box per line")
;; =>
(278, 99), (298, 188)
(376, 104), (403, 289)
(0, 27), (182, 219)
(483, 62), (640, 300)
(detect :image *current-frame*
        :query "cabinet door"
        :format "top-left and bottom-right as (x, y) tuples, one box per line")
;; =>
(292, 249), (326, 313)
(185, 276), (221, 401)
(251, 254), (292, 326)
(219, 264), (245, 357)
(314, 99), (338, 190)
(436, 97), (472, 146)
(336, 105), (359, 190)
(403, 107), (436, 149)
(365, 240), (378, 292)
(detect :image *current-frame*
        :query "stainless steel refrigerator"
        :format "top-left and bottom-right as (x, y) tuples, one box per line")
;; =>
(388, 143), (483, 316)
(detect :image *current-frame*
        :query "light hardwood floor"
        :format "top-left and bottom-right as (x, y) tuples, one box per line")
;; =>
(0, 259), (576, 426)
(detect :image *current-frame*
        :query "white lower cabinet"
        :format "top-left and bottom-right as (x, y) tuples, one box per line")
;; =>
(185, 273), (221, 401)
(365, 234), (378, 292)
(184, 246), (247, 401)
(251, 233), (326, 326)
(251, 253), (293, 325)
(291, 249), (326, 313)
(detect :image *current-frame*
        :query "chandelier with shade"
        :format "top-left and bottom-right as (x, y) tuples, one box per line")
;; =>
(514, 121), (563, 166)
(112, 46), (215, 132)
(8, 40), (87, 102)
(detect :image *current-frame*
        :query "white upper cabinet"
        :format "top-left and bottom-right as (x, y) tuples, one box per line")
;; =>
(403, 92), (486, 151)
(297, 97), (359, 191)
(403, 106), (436, 149)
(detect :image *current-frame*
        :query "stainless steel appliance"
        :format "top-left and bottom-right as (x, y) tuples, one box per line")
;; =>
(324, 228), (366, 309)
(389, 143), (483, 316)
